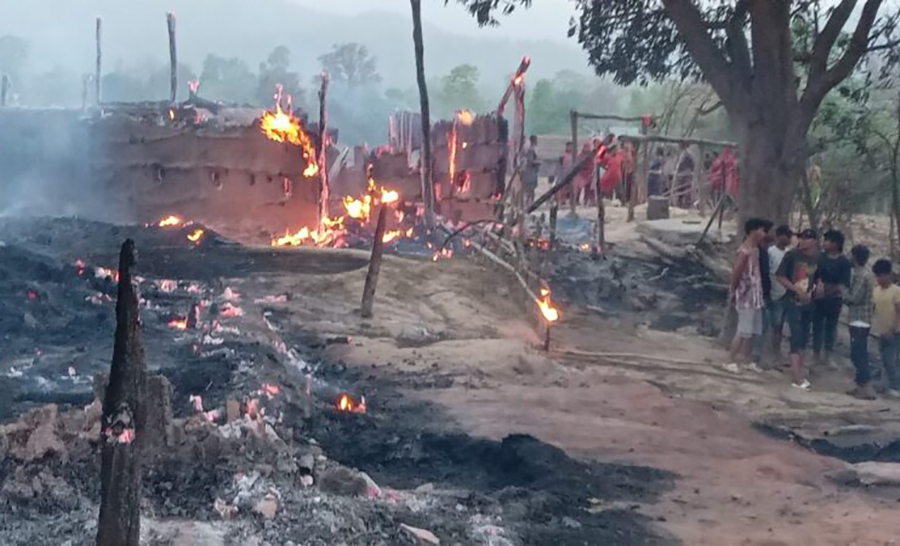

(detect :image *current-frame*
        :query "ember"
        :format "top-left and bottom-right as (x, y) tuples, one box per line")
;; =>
(94, 267), (119, 283)
(336, 393), (367, 414)
(74, 259), (86, 276)
(187, 228), (205, 244)
(537, 287), (560, 323)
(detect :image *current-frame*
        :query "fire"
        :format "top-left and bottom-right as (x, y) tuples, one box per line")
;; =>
(158, 215), (183, 228)
(343, 195), (371, 220)
(432, 248), (454, 262)
(94, 267), (119, 283)
(537, 287), (560, 323)
(271, 216), (346, 248)
(187, 228), (205, 244)
(457, 109), (475, 126)
(188, 80), (200, 94)
(168, 318), (188, 330)
(383, 230), (402, 244)
(259, 383), (280, 399)
(259, 87), (319, 178)
(336, 393), (367, 414)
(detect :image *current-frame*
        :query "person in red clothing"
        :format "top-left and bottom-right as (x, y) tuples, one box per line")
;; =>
(599, 145), (624, 199)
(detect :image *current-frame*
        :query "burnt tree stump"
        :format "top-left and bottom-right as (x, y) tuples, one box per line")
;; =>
(97, 239), (146, 546)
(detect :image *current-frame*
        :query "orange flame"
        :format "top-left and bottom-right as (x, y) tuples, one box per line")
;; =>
(457, 109), (475, 126)
(259, 90), (319, 178)
(383, 230), (402, 244)
(168, 318), (188, 330)
(336, 393), (367, 414)
(158, 215), (183, 228)
(537, 287), (560, 323)
(187, 228), (205, 244)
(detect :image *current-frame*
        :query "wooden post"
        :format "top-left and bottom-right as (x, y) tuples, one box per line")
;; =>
(597, 163), (605, 254)
(543, 324), (552, 352)
(95, 18), (102, 106)
(410, 0), (435, 230)
(97, 239), (146, 546)
(630, 124), (650, 222)
(1, 75), (8, 107)
(166, 13), (177, 103)
(570, 111), (578, 215)
(361, 206), (389, 318)
(318, 73), (330, 226)
(548, 202), (558, 253)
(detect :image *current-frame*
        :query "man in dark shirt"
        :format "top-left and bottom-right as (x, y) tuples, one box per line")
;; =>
(777, 229), (821, 389)
(813, 230), (852, 367)
(753, 220), (774, 366)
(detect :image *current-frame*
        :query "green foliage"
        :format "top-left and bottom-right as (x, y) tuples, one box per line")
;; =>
(318, 43), (381, 89)
(256, 46), (304, 108)
(199, 55), (257, 104)
(437, 64), (485, 114)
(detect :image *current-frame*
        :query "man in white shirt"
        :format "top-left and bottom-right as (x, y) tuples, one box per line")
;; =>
(768, 225), (793, 360)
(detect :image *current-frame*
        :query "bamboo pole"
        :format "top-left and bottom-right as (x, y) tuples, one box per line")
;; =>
(361, 206), (389, 318)
(318, 73), (330, 226)
(596, 164), (605, 254)
(95, 18), (102, 106)
(166, 13), (177, 103)
(548, 202), (558, 253)
(410, 0), (435, 230)
(97, 239), (146, 546)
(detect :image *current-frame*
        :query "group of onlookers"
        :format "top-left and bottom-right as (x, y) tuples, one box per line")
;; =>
(730, 219), (900, 398)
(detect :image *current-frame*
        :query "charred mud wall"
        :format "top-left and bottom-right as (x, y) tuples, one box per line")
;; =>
(0, 108), (319, 234)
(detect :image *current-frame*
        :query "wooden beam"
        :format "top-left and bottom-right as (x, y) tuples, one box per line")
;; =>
(527, 142), (601, 213)
(97, 239), (146, 546)
(573, 111), (649, 123)
(637, 134), (737, 148)
(318, 73), (330, 227)
(166, 13), (177, 103)
(361, 205), (388, 318)
(410, 0), (435, 230)
(95, 18), (102, 106)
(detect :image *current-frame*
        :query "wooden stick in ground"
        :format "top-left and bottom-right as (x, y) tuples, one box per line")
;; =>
(410, 0), (435, 230)
(318, 73), (330, 226)
(95, 18), (102, 105)
(166, 13), (177, 103)
(596, 164), (605, 254)
(361, 205), (389, 318)
(97, 239), (146, 546)
(548, 202), (558, 253)
(1, 74), (8, 107)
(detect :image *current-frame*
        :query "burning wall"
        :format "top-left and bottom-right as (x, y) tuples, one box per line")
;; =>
(0, 106), (321, 235)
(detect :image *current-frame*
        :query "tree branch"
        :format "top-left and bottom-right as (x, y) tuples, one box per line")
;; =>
(808, 0), (857, 78)
(800, 0), (884, 130)
(661, 0), (743, 111)
(726, 0), (752, 86)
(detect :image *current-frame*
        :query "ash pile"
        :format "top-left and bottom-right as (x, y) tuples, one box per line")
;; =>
(0, 216), (673, 546)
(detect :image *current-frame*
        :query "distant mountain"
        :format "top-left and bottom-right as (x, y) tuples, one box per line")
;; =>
(0, 0), (592, 92)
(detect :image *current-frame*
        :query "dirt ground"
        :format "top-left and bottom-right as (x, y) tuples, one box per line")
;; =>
(254, 203), (900, 546)
(4, 207), (900, 545)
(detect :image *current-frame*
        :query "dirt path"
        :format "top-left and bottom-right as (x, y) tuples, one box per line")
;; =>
(248, 246), (900, 546)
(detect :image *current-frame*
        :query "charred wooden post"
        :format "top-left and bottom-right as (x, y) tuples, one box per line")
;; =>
(318, 73), (330, 226)
(81, 75), (90, 111)
(360, 205), (389, 318)
(410, 0), (435, 230)
(166, 13), (177, 104)
(95, 18), (102, 105)
(543, 324), (552, 352)
(597, 182), (606, 255)
(97, 239), (146, 546)
(570, 110), (578, 214)
(548, 202), (558, 253)
(1, 75), (9, 107)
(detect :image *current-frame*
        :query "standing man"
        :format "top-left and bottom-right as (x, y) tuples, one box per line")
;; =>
(523, 135), (541, 207)
(752, 220), (774, 367)
(647, 148), (665, 197)
(812, 230), (851, 368)
(729, 218), (768, 371)
(554, 141), (575, 207)
(845, 245), (874, 399)
(768, 225), (793, 360)
(776, 229), (821, 390)
(872, 259), (900, 397)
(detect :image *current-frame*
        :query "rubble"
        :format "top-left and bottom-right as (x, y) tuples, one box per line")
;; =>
(400, 523), (441, 545)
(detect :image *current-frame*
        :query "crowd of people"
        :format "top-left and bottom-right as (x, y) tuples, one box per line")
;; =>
(730, 219), (900, 398)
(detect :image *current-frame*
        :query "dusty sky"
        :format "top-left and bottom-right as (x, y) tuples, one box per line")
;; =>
(290, 0), (576, 41)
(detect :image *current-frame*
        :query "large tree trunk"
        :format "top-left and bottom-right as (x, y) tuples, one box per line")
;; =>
(736, 122), (803, 225)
